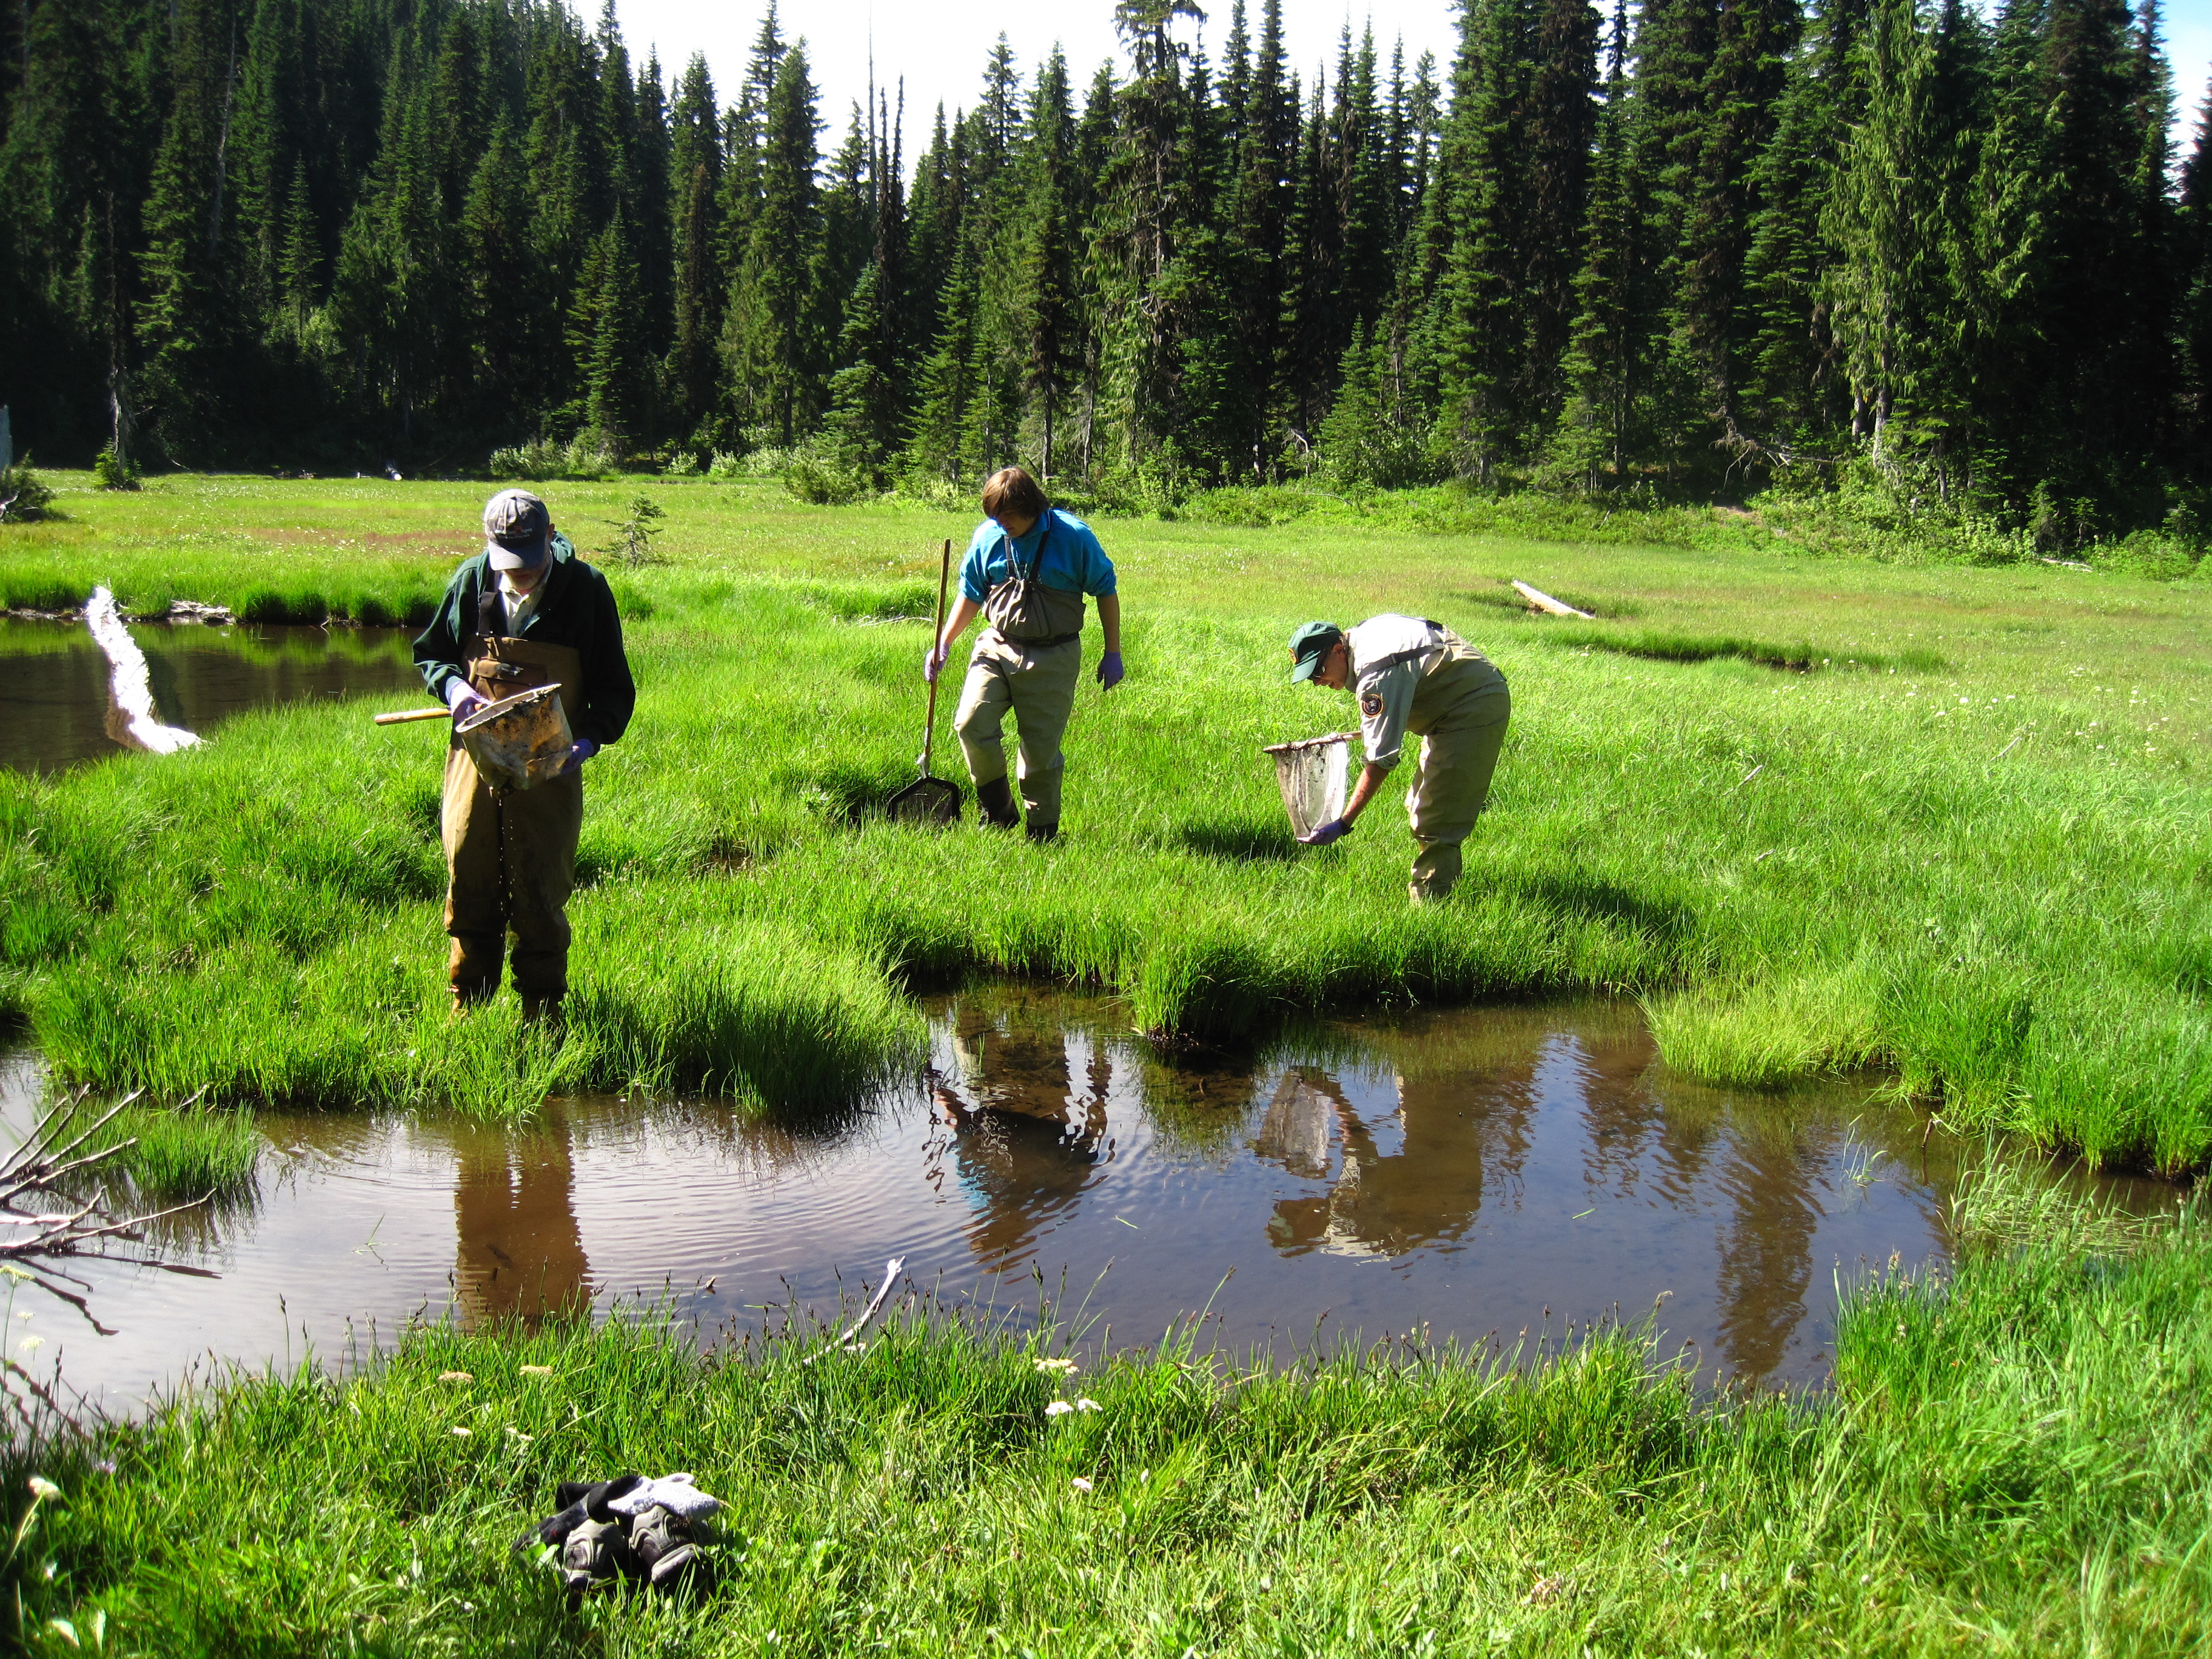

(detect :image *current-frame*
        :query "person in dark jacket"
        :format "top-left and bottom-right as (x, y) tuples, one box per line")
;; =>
(414, 489), (635, 1021)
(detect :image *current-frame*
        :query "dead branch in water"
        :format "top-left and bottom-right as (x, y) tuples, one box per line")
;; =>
(1, 1087), (215, 1296)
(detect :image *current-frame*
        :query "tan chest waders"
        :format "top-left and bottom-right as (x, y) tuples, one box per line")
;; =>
(443, 587), (590, 1006)
(982, 517), (1086, 646)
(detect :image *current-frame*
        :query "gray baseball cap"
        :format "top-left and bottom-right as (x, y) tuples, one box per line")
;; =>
(483, 488), (552, 571)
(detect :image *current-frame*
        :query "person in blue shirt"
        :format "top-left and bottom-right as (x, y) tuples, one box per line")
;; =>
(923, 466), (1124, 840)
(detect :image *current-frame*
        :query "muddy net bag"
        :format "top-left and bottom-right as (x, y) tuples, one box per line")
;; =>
(1262, 733), (1354, 840)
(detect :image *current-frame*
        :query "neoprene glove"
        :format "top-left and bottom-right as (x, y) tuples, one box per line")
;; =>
(444, 678), (488, 721)
(1097, 651), (1125, 691)
(1299, 818), (1352, 847)
(563, 738), (600, 774)
(923, 643), (947, 683)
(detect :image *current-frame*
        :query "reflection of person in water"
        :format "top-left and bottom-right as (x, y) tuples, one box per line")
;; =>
(1708, 1127), (1823, 1386)
(930, 1000), (1111, 1269)
(452, 1120), (591, 1327)
(1257, 1066), (1531, 1256)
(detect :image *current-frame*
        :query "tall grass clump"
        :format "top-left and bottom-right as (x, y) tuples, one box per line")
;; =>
(82, 1102), (262, 1201)
(1644, 966), (1885, 1088)
(4, 1198), (2206, 1652)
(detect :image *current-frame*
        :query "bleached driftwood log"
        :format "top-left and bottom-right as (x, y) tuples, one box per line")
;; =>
(1512, 581), (1595, 618)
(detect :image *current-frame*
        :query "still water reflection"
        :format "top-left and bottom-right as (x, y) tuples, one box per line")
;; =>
(0, 615), (420, 772)
(1, 991), (2113, 1410)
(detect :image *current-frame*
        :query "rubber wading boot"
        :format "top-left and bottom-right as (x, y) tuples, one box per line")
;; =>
(560, 1515), (638, 1594)
(521, 996), (564, 1032)
(1025, 822), (1059, 844)
(975, 776), (1021, 830)
(629, 1504), (705, 1592)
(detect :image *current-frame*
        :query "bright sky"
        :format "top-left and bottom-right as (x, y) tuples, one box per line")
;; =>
(612, 1), (2212, 165)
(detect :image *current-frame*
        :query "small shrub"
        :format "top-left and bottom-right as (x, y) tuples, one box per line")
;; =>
(92, 446), (142, 490)
(0, 457), (55, 521)
(594, 495), (666, 566)
(487, 434), (621, 482)
(783, 444), (874, 506)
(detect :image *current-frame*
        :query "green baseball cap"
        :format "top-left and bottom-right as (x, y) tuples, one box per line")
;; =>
(1287, 620), (1342, 683)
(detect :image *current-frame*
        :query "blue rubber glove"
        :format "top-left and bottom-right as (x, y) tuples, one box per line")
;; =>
(1097, 650), (1125, 691)
(444, 679), (489, 722)
(561, 737), (600, 776)
(1299, 818), (1351, 847)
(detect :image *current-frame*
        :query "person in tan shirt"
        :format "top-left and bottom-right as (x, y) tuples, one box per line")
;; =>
(1287, 615), (1510, 903)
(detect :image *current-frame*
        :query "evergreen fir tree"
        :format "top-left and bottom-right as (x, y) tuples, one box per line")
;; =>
(726, 42), (826, 446)
(667, 53), (726, 446)
(1554, 0), (1649, 488)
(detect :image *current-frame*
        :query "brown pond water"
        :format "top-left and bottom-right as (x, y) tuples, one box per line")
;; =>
(0, 615), (420, 772)
(10, 990), (2171, 1413)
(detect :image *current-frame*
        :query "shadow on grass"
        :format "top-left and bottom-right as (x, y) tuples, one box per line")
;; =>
(1505, 870), (1697, 948)
(1175, 817), (1302, 863)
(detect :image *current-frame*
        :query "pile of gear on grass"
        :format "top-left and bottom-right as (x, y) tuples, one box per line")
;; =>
(519, 1471), (719, 1598)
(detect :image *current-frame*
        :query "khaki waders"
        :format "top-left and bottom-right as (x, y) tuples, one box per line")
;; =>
(445, 633), (585, 1004)
(954, 629), (1084, 830)
(1402, 649), (1510, 903)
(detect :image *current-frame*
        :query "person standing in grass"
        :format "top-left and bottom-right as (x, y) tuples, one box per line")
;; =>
(1287, 616), (1509, 903)
(923, 466), (1124, 842)
(415, 489), (635, 1023)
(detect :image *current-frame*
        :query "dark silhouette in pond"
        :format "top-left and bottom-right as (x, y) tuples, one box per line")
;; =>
(931, 996), (1113, 1270)
(452, 1125), (592, 1327)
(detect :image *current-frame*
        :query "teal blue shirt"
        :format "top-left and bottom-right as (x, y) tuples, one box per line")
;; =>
(959, 509), (1117, 603)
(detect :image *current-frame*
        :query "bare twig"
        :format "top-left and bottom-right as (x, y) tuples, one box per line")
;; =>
(803, 1256), (908, 1364)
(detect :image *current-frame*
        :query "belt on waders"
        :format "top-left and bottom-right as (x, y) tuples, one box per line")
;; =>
(986, 629), (1081, 650)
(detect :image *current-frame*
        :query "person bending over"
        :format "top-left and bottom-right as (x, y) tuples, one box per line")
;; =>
(924, 466), (1124, 842)
(415, 489), (635, 1022)
(1287, 615), (1509, 903)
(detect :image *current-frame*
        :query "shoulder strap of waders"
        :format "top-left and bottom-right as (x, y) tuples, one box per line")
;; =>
(1010, 514), (1052, 586)
(1362, 626), (1447, 679)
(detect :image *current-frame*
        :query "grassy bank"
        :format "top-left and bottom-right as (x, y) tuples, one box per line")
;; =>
(2, 1200), (2204, 1655)
(2, 472), (2209, 1165)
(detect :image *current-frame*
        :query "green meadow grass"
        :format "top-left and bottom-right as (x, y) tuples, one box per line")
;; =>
(2, 471), (2210, 1167)
(2, 1205), (2204, 1655)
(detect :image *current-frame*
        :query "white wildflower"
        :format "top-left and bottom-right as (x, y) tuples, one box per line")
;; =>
(1032, 1356), (1077, 1376)
(450, 1426), (472, 1438)
(1075, 1398), (1102, 1413)
(26, 1476), (62, 1502)
(1044, 1400), (1074, 1418)
(19, 1336), (42, 1353)
(1070, 1477), (1093, 1493)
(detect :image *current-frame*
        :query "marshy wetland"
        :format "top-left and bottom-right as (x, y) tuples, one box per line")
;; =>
(18, 991), (2157, 1412)
(0, 472), (2206, 1652)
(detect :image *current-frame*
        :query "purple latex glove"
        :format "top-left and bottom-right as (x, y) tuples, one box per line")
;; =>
(923, 642), (948, 683)
(444, 679), (489, 722)
(1097, 650), (1125, 691)
(1299, 818), (1352, 847)
(560, 737), (600, 776)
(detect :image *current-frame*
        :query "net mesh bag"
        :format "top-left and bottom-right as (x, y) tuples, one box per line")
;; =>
(1263, 733), (1353, 840)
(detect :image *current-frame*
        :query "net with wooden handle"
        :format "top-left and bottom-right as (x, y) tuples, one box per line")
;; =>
(373, 708), (452, 726)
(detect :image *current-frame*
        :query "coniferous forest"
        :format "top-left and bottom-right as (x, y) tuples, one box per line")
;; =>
(3, 0), (2210, 546)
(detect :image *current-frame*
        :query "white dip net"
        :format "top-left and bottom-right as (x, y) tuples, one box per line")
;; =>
(1262, 732), (1353, 839)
